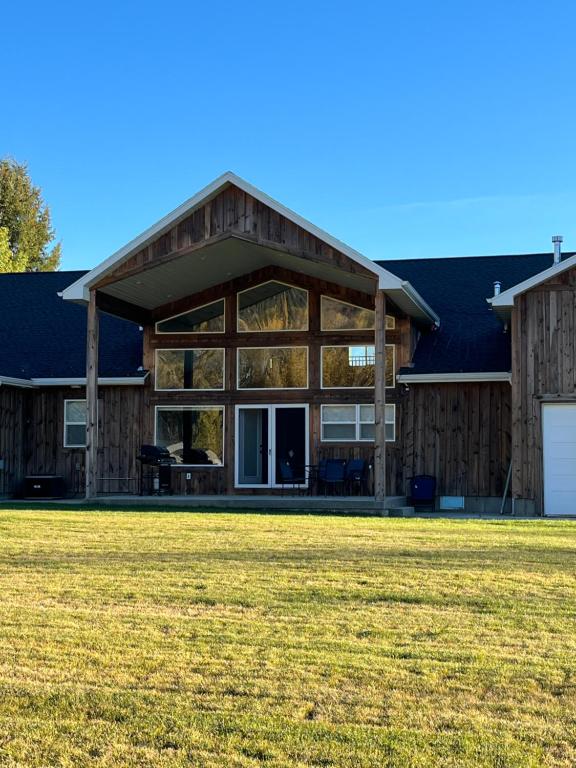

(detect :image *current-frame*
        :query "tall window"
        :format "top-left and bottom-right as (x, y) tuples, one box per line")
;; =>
(64, 400), (87, 448)
(320, 296), (395, 330)
(237, 347), (308, 389)
(321, 345), (395, 388)
(237, 281), (308, 332)
(155, 406), (224, 466)
(156, 299), (224, 334)
(155, 349), (224, 390)
(321, 404), (396, 442)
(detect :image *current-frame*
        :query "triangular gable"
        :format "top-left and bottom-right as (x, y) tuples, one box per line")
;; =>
(489, 252), (576, 310)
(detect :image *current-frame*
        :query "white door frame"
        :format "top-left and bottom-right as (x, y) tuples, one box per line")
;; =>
(234, 404), (309, 489)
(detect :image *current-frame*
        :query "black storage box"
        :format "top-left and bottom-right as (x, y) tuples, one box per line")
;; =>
(24, 475), (65, 500)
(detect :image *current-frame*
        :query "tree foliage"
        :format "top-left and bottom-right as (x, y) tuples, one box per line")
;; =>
(0, 158), (61, 272)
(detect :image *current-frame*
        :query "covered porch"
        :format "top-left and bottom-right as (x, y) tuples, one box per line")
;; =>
(61, 173), (438, 503)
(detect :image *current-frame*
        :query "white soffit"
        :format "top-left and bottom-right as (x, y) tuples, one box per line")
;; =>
(61, 172), (439, 325)
(397, 372), (511, 383)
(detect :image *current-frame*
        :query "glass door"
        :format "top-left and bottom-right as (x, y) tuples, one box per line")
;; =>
(235, 405), (308, 488)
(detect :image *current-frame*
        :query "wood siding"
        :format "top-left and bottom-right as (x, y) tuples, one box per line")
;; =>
(511, 266), (576, 510)
(0, 386), (27, 496)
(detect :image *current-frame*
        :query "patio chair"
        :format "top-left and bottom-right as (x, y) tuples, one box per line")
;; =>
(345, 459), (368, 496)
(323, 459), (346, 496)
(278, 459), (305, 495)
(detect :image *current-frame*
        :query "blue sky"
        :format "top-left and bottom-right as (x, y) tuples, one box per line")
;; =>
(2, 1), (576, 270)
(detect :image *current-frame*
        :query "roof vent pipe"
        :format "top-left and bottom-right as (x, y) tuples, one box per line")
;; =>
(552, 235), (563, 264)
(494, 281), (501, 296)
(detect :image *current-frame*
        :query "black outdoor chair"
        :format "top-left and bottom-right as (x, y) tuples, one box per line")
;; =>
(345, 459), (368, 495)
(408, 475), (437, 512)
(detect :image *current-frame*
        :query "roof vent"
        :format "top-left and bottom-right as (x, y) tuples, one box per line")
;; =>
(552, 235), (563, 264)
(493, 280), (501, 296)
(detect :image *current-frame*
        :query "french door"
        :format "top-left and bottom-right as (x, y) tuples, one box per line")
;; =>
(235, 404), (309, 488)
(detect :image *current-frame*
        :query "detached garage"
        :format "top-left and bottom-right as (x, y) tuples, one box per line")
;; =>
(543, 404), (576, 517)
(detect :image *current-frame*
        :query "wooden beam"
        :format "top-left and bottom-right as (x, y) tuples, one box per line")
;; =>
(85, 289), (99, 499)
(96, 292), (151, 324)
(374, 289), (387, 502)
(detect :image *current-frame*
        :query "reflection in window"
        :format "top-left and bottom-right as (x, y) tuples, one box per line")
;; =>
(238, 281), (308, 331)
(156, 299), (224, 333)
(320, 296), (396, 330)
(321, 345), (395, 388)
(155, 349), (224, 390)
(321, 404), (395, 441)
(155, 407), (224, 465)
(238, 347), (308, 389)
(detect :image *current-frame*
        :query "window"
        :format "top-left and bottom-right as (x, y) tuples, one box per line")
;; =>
(155, 349), (224, 391)
(321, 345), (395, 388)
(320, 296), (396, 331)
(155, 406), (224, 466)
(64, 399), (86, 447)
(321, 404), (395, 442)
(237, 347), (308, 389)
(237, 281), (308, 332)
(156, 299), (224, 334)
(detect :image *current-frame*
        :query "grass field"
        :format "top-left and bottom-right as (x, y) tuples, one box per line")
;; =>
(0, 510), (575, 767)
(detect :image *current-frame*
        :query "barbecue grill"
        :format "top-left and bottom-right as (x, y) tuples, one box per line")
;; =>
(137, 444), (173, 495)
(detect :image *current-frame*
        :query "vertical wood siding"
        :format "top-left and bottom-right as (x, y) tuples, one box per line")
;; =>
(0, 386), (27, 495)
(511, 267), (576, 509)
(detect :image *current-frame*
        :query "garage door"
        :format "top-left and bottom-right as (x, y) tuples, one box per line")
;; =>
(543, 403), (576, 516)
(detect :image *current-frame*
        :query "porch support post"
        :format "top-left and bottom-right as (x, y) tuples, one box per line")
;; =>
(374, 289), (387, 503)
(85, 288), (99, 500)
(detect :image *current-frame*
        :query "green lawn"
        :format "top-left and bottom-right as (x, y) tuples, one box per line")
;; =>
(0, 511), (575, 767)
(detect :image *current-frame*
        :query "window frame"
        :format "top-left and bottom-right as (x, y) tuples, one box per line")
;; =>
(321, 403), (396, 443)
(155, 298), (226, 335)
(154, 405), (225, 467)
(319, 295), (396, 331)
(154, 348), (225, 392)
(320, 344), (396, 390)
(63, 399), (87, 448)
(236, 346), (309, 390)
(236, 280), (309, 333)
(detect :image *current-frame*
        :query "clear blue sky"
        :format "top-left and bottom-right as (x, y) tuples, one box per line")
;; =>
(2, 0), (576, 270)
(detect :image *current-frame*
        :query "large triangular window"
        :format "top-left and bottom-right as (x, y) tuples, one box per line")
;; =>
(156, 299), (225, 334)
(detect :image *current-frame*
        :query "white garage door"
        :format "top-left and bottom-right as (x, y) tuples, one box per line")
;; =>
(543, 403), (576, 516)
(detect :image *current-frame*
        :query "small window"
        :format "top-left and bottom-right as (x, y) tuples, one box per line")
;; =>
(155, 349), (224, 391)
(155, 406), (224, 466)
(64, 399), (86, 447)
(156, 299), (225, 334)
(237, 281), (308, 332)
(321, 404), (395, 442)
(321, 345), (395, 388)
(238, 347), (308, 389)
(385, 315), (396, 330)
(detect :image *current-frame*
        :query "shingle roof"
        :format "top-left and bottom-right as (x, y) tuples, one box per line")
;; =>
(379, 253), (574, 374)
(0, 271), (142, 379)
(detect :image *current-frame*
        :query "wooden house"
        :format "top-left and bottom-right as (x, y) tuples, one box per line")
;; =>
(1, 173), (575, 515)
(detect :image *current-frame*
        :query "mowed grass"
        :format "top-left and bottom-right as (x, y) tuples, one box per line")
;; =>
(0, 512), (575, 767)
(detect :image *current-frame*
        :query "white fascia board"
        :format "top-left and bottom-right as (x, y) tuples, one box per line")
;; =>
(31, 376), (148, 387)
(0, 375), (36, 388)
(400, 281), (441, 326)
(489, 253), (576, 308)
(397, 372), (511, 383)
(60, 172), (439, 323)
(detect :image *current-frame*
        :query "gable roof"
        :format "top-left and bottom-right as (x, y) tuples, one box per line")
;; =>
(489, 251), (576, 312)
(379, 252), (571, 375)
(61, 172), (439, 325)
(0, 271), (143, 382)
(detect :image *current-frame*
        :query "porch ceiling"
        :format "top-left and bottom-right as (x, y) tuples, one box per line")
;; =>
(99, 236), (377, 311)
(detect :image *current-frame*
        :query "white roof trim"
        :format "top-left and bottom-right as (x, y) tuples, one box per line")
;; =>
(61, 172), (438, 324)
(397, 372), (511, 383)
(31, 376), (148, 387)
(489, 253), (576, 308)
(0, 375), (36, 389)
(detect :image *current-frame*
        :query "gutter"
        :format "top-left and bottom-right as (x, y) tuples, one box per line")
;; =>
(0, 375), (36, 389)
(31, 375), (149, 387)
(400, 281), (441, 327)
(397, 371), (511, 384)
